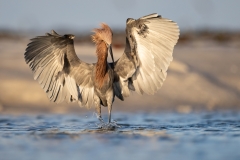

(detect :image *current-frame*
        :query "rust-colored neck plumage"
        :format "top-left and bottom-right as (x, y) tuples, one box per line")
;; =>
(95, 40), (108, 88)
(92, 23), (113, 88)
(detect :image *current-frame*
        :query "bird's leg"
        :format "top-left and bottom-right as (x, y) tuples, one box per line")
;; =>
(108, 104), (112, 123)
(95, 105), (103, 122)
(106, 90), (114, 123)
(94, 96), (103, 122)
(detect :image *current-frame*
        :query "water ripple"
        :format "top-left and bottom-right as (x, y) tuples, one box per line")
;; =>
(0, 111), (240, 160)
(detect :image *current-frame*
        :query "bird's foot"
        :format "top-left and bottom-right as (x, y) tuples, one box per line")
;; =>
(94, 112), (120, 130)
(98, 116), (104, 123)
(94, 112), (104, 123)
(97, 120), (120, 130)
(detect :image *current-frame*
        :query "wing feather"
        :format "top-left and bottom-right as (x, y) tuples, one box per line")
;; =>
(24, 31), (95, 108)
(113, 13), (179, 99)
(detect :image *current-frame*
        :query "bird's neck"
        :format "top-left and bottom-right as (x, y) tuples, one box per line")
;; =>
(95, 41), (108, 88)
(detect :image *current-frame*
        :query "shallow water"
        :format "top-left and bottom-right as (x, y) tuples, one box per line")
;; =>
(1, 111), (240, 160)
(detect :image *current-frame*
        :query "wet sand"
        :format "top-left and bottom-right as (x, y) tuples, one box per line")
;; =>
(0, 39), (240, 114)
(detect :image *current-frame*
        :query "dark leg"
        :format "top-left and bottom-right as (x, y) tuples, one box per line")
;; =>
(106, 91), (114, 123)
(94, 96), (103, 122)
(108, 104), (112, 123)
(96, 105), (103, 122)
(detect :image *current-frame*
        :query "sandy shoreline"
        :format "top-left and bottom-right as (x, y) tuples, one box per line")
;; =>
(0, 39), (240, 114)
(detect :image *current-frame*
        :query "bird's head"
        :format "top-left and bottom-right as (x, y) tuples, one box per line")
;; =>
(92, 23), (112, 45)
(92, 23), (114, 66)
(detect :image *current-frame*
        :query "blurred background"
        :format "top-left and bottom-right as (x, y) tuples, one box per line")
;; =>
(0, 0), (240, 114)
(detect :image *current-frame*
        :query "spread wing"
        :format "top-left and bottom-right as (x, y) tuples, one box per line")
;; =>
(113, 13), (180, 100)
(24, 30), (95, 108)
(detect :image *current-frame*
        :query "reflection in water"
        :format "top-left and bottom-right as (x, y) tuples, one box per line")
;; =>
(1, 112), (240, 160)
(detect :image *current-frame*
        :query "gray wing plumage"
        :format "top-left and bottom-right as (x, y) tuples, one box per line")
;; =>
(113, 13), (180, 100)
(24, 30), (94, 108)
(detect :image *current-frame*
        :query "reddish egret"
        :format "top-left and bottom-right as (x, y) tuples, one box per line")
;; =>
(24, 13), (179, 123)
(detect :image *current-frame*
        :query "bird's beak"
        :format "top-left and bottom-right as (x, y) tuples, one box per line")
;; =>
(108, 44), (114, 68)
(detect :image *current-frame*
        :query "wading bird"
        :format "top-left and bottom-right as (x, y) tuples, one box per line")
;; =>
(24, 13), (179, 123)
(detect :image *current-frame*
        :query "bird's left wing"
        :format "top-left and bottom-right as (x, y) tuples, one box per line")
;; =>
(24, 30), (95, 108)
(113, 13), (179, 100)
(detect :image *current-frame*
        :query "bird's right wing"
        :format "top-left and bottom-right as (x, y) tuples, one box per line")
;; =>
(113, 13), (179, 100)
(24, 30), (95, 108)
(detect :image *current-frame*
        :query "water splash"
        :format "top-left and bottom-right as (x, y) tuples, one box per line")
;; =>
(93, 112), (121, 130)
(96, 119), (120, 130)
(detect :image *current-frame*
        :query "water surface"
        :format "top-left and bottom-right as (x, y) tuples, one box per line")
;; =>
(1, 111), (240, 160)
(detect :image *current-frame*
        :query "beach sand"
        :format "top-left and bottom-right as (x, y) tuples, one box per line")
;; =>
(0, 39), (240, 114)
